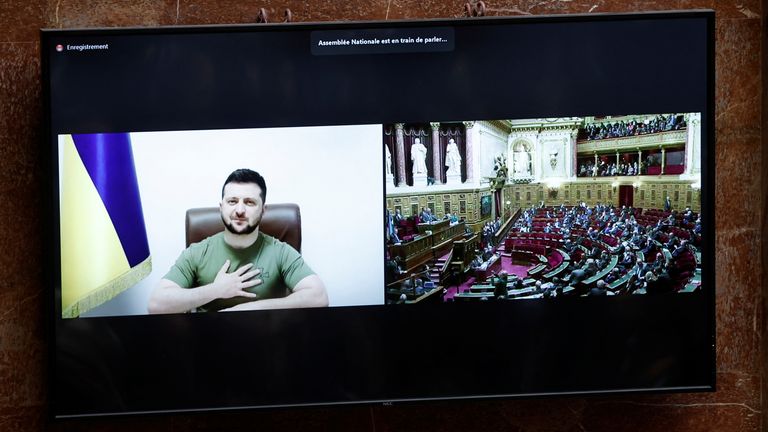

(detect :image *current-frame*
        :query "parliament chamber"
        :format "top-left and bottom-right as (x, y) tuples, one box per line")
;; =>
(384, 115), (703, 304)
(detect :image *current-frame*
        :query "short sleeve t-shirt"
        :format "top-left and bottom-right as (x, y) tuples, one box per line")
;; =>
(164, 232), (315, 312)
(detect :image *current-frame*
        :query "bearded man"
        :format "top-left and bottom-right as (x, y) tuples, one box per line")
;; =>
(148, 169), (327, 313)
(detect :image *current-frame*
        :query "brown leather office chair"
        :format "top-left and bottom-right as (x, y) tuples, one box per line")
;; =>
(185, 203), (302, 252)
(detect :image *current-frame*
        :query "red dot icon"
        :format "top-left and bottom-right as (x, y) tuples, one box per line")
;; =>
(55, 44), (64, 52)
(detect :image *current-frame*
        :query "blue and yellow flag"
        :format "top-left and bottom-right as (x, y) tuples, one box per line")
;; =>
(60, 133), (151, 318)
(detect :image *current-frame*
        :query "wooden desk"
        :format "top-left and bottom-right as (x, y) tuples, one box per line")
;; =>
(389, 222), (466, 271)
(417, 219), (449, 234)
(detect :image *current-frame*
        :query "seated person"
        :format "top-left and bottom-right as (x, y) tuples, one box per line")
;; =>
(642, 271), (660, 294)
(567, 256), (584, 273)
(665, 233), (677, 250)
(563, 238), (577, 254)
(630, 232), (645, 248)
(545, 277), (563, 296)
(588, 246), (601, 259)
(492, 271), (509, 299)
(470, 250), (484, 269)
(420, 207), (437, 223)
(627, 259), (649, 292)
(385, 258), (404, 283)
(672, 240), (690, 258)
(148, 169), (328, 313)
(482, 245), (494, 262)
(388, 227), (401, 245)
(510, 277), (525, 291)
(609, 241), (627, 255)
(414, 278), (426, 296)
(400, 278), (414, 295)
(604, 267), (622, 284)
(620, 250), (635, 267)
(588, 280), (608, 296)
(568, 268), (587, 286)
(652, 264), (675, 293)
(652, 252), (665, 271)
(683, 208), (694, 224)
(584, 259), (598, 278)
(641, 238), (656, 255)
(393, 208), (404, 224)
(597, 251), (611, 270)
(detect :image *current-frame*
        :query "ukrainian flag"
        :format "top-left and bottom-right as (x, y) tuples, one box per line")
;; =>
(60, 133), (151, 318)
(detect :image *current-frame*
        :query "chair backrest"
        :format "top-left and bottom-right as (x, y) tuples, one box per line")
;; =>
(185, 203), (302, 252)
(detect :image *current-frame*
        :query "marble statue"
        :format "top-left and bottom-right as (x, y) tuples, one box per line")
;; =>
(411, 138), (427, 175)
(445, 138), (462, 175)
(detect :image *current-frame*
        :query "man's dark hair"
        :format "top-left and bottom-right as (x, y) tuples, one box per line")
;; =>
(222, 169), (267, 202)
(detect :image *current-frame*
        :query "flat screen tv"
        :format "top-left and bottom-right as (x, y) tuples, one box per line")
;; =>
(42, 10), (715, 418)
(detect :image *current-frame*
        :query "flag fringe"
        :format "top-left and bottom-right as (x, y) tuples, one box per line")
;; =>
(62, 256), (152, 318)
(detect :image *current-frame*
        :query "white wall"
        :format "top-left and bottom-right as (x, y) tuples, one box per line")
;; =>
(538, 131), (570, 179)
(81, 124), (384, 317)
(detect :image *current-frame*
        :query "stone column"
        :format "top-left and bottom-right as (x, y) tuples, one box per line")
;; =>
(430, 122), (441, 184)
(685, 113), (701, 176)
(615, 151), (620, 172)
(637, 150), (642, 175)
(570, 129), (578, 179)
(395, 123), (406, 186)
(463, 121), (475, 182)
(661, 148), (666, 175)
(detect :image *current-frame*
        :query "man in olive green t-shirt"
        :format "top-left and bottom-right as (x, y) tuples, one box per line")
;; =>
(148, 169), (328, 314)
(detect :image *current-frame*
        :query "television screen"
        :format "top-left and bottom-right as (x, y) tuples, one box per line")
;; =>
(43, 10), (715, 417)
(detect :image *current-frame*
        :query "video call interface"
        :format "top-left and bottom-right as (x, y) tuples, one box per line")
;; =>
(58, 114), (704, 318)
(46, 13), (714, 417)
(57, 126), (385, 318)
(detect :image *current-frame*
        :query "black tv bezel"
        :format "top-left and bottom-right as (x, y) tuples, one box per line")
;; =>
(41, 10), (716, 419)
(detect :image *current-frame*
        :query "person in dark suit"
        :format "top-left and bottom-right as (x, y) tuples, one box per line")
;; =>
(588, 246), (601, 259)
(643, 271), (660, 294)
(652, 252), (665, 272)
(604, 267), (622, 284)
(393, 208), (404, 224)
(584, 259), (598, 278)
(633, 258), (649, 279)
(420, 207), (435, 223)
(563, 238), (577, 254)
(568, 268), (587, 286)
(627, 258), (648, 293)
(683, 207), (694, 224)
(492, 271), (509, 299)
(649, 265), (675, 294)
(672, 240), (690, 258)
(665, 233), (677, 250)
(588, 280), (608, 296)
(620, 250), (635, 267)
(641, 238), (656, 255)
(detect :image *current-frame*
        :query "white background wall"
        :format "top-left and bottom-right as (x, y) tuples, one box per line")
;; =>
(81, 124), (384, 317)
